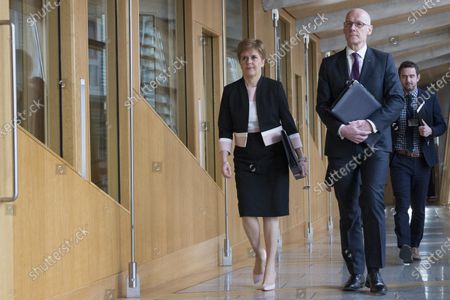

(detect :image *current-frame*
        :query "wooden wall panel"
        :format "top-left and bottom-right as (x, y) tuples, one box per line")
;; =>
(191, 0), (222, 33)
(250, 0), (275, 78)
(133, 98), (223, 263)
(13, 129), (130, 300)
(185, 0), (222, 157)
(59, 0), (90, 176)
(0, 202), (14, 299)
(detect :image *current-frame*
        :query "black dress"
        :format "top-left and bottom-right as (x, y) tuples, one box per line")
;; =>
(233, 133), (289, 217)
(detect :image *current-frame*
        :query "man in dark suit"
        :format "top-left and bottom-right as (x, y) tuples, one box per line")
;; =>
(316, 8), (404, 295)
(391, 61), (447, 264)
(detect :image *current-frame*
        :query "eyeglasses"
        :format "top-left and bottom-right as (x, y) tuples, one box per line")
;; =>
(344, 21), (369, 29)
(240, 55), (260, 63)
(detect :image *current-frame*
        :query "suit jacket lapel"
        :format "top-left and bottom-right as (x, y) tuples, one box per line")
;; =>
(359, 48), (373, 84)
(336, 49), (350, 82)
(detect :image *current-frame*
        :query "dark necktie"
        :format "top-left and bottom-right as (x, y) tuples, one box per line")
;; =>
(405, 94), (415, 151)
(351, 52), (360, 80)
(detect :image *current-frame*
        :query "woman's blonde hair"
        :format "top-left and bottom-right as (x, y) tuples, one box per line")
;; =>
(236, 38), (266, 60)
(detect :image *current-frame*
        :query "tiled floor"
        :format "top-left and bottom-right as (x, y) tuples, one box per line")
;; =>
(142, 206), (450, 299)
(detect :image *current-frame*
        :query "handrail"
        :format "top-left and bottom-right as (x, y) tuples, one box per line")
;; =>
(0, 21), (18, 203)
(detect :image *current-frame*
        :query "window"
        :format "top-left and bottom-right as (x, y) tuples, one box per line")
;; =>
(88, 0), (119, 200)
(308, 39), (317, 143)
(225, 0), (247, 85)
(277, 18), (289, 107)
(139, 0), (186, 142)
(200, 33), (216, 180)
(10, 0), (61, 153)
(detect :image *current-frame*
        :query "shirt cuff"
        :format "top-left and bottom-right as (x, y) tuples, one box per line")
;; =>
(288, 132), (303, 149)
(219, 138), (232, 153)
(338, 125), (345, 140)
(366, 119), (377, 133)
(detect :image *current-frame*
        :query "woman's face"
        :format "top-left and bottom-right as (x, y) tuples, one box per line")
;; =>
(239, 48), (265, 78)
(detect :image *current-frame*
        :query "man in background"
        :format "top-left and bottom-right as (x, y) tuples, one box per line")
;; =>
(391, 60), (447, 264)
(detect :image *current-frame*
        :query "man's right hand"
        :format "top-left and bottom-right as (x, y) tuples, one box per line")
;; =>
(340, 123), (371, 144)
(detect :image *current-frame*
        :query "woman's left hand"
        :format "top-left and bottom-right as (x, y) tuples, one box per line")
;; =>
(299, 156), (308, 178)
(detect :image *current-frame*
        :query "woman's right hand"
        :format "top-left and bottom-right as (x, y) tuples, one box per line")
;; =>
(222, 161), (232, 178)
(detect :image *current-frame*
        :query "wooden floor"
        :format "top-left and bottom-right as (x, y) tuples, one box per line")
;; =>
(131, 206), (450, 299)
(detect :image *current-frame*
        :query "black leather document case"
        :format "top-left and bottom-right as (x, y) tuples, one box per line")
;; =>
(281, 130), (305, 180)
(331, 80), (381, 123)
(331, 80), (382, 146)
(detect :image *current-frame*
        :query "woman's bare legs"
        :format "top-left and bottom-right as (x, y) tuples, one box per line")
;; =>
(242, 217), (266, 283)
(262, 217), (279, 290)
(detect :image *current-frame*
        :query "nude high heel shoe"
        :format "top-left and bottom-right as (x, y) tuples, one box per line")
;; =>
(262, 263), (276, 291)
(252, 250), (266, 284)
(262, 282), (275, 291)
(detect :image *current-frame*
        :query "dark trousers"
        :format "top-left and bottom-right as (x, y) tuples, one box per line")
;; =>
(390, 153), (431, 248)
(329, 148), (389, 275)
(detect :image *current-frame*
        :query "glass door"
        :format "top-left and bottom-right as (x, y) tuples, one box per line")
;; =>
(9, 0), (61, 154)
(0, 20), (16, 200)
(225, 0), (247, 85)
(200, 33), (216, 180)
(139, 0), (187, 143)
(88, 0), (119, 200)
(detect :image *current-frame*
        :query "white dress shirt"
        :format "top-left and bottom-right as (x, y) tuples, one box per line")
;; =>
(338, 45), (377, 139)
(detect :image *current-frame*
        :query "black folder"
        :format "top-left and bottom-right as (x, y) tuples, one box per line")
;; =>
(281, 130), (306, 180)
(331, 80), (382, 146)
(331, 80), (381, 123)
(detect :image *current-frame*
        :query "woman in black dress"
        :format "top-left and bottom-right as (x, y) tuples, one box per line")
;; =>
(218, 38), (305, 291)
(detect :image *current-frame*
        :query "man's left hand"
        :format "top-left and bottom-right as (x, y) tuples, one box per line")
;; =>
(419, 119), (432, 137)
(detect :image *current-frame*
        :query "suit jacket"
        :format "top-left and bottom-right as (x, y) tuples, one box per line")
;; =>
(218, 76), (299, 152)
(316, 47), (404, 158)
(392, 88), (447, 167)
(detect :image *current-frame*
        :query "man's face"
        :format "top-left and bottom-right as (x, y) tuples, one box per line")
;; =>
(400, 67), (420, 92)
(343, 9), (373, 50)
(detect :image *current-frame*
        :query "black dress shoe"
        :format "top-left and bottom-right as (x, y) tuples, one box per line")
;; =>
(399, 244), (413, 263)
(343, 274), (365, 291)
(365, 272), (387, 295)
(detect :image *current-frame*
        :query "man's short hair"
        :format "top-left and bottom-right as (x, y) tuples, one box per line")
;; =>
(398, 61), (419, 75)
